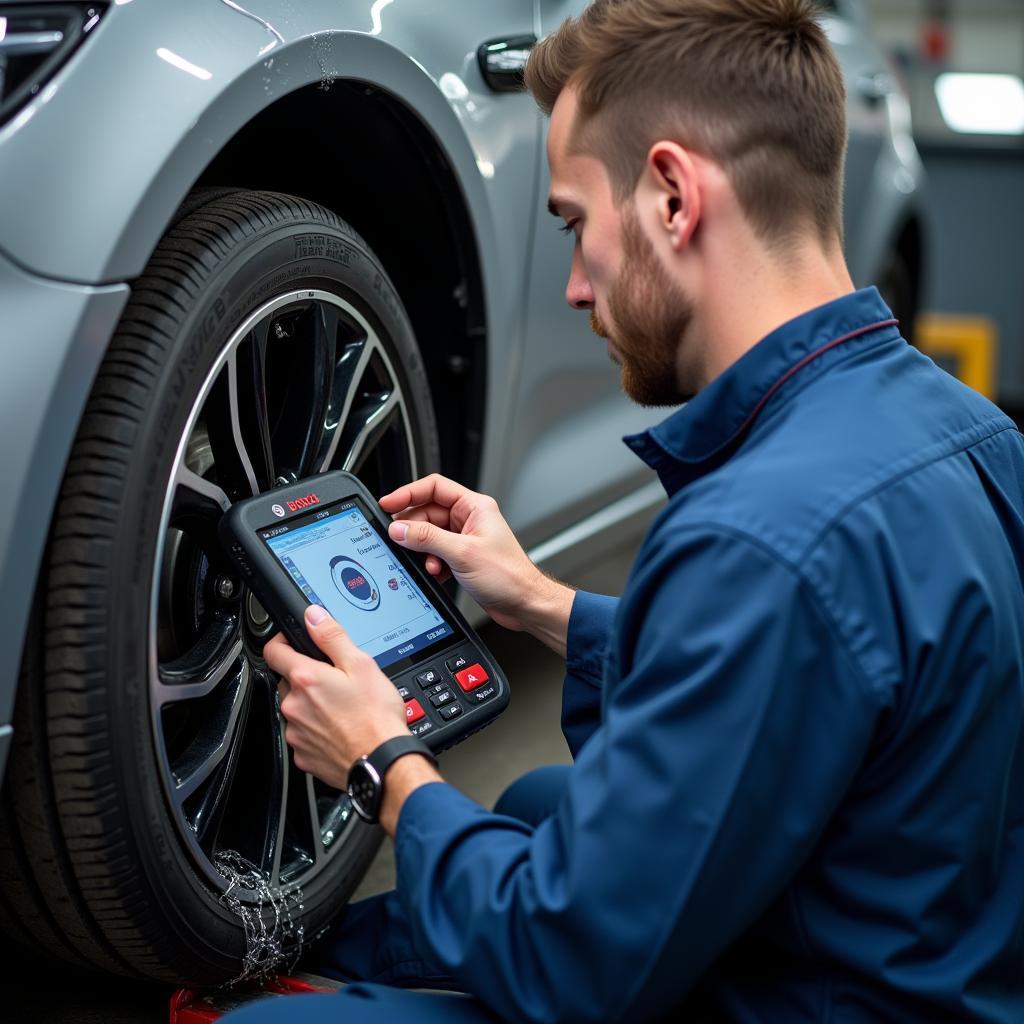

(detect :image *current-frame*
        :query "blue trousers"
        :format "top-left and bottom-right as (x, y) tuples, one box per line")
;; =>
(221, 765), (570, 1023)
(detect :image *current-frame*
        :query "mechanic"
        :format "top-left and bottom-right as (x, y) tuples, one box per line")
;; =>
(224, 1), (1024, 1021)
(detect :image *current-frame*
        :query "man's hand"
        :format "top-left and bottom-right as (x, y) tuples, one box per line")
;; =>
(264, 605), (425, 792)
(379, 474), (575, 657)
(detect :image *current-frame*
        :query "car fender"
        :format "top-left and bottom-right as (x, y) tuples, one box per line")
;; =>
(0, 0), (518, 292)
(0, 257), (129, 754)
(846, 139), (925, 290)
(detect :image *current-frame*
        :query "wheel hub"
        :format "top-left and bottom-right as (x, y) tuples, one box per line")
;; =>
(246, 591), (271, 632)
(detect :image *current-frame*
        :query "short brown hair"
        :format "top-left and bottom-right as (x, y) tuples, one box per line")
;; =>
(525, 0), (847, 247)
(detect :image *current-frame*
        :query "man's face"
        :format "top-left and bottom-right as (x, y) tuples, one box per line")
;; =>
(547, 87), (695, 406)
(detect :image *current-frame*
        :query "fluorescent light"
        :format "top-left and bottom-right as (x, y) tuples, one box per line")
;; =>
(156, 47), (212, 81)
(369, 0), (394, 36)
(935, 72), (1024, 135)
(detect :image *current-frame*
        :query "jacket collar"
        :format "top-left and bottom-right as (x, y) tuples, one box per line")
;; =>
(624, 287), (901, 495)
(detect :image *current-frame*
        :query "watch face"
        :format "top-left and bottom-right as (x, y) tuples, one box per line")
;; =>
(347, 758), (382, 823)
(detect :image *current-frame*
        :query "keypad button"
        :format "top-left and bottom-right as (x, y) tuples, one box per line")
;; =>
(439, 702), (463, 721)
(416, 668), (443, 689)
(405, 699), (426, 724)
(397, 686), (412, 701)
(421, 681), (446, 698)
(410, 720), (434, 739)
(454, 663), (489, 692)
(429, 689), (454, 708)
(467, 685), (496, 704)
(445, 653), (469, 674)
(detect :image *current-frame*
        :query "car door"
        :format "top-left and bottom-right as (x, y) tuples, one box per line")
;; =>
(501, 0), (661, 554)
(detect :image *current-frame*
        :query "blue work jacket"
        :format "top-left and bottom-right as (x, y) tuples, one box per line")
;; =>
(395, 288), (1024, 1023)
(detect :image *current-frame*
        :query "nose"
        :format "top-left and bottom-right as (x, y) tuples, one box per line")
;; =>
(565, 247), (595, 311)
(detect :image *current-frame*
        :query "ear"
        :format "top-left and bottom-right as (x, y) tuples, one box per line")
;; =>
(645, 142), (700, 252)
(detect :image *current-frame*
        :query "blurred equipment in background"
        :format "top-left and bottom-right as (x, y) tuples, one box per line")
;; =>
(866, 0), (1024, 418)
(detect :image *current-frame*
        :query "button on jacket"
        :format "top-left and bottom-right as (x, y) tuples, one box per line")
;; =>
(394, 288), (1024, 1023)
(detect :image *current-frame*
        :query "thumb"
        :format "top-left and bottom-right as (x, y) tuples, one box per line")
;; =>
(388, 519), (468, 571)
(304, 604), (359, 666)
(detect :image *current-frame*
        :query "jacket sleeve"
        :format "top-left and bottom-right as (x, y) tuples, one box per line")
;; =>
(561, 590), (619, 756)
(394, 526), (885, 1024)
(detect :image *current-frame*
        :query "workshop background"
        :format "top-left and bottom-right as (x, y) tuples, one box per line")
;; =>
(868, 0), (1023, 413)
(5, 0), (1023, 1019)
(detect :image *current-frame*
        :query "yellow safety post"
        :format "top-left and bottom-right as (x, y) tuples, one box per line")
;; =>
(915, 313), (998, 401)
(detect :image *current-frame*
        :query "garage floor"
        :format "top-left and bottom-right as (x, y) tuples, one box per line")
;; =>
(3, 544), (638, 1022)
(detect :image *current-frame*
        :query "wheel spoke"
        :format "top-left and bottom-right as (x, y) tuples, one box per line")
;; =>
(172, 660), (251, 803)
(175, 464), (231, 515)
(341, 390), (401, 474)
(316, 334), (376, 473)
(292, 302), (339, 479)
(306, 774), (325, 864)
(190, 679), (252, 850)
(269, 745), (290, 886)
(253, 680), (289, 883)
(235, 320), (275, 489)
(167, 464), (232, 569)
(157, 626), (243, 705)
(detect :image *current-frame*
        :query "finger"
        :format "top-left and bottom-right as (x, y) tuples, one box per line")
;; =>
(283, 720), (303, 752)
(277, 678), (291, 702)
(304, 604), (362, 667)
(424, 555), (451, 581)
(264, 634), (309, 679)
(388, 517), (473, 569)
(378, 474), (471, 515)
(264, 632), (291, 658)
(393, 503), (453, 529)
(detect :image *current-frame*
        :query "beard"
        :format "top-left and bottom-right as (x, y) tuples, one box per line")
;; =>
(590, 206), (696, 406)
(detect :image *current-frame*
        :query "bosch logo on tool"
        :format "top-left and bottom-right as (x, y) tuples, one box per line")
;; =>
(286, 493), (320, 512)
(271, 504), (286, 518)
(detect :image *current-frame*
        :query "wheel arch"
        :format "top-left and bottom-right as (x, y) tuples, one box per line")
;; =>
(1, 24), (498, 480)
(189, 80), (489, 489)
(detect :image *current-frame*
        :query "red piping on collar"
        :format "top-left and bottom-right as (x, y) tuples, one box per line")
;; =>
(726, 318), (899, 448)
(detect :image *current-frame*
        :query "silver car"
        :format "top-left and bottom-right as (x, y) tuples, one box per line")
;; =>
(0, 0), (923, 984)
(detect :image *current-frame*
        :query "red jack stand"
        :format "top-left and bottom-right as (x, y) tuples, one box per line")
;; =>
(169, 973), (342, 1022)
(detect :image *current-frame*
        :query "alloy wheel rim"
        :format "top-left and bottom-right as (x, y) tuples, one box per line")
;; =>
(148, 288), (418, 898)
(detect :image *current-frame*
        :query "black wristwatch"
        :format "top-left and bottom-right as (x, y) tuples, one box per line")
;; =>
(347, 735), (437, 824)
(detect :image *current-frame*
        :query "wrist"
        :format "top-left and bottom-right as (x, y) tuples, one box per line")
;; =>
(379, 754), (442, 835)
(517, 571), (575, 656)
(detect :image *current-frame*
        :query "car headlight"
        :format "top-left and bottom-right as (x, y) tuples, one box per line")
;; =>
(0, 4), (105, 129)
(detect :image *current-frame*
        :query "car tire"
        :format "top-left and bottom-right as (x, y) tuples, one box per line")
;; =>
(0, 190), (439, 984)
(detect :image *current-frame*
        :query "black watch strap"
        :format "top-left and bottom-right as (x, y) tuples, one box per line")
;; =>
(366, 734), (437, 778)
(347, 735), (436, 824)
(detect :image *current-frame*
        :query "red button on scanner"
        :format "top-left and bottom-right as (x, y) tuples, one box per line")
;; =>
(454, 663), (490, 692)
(405, 699), (426, 724)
